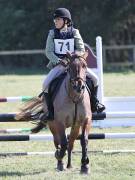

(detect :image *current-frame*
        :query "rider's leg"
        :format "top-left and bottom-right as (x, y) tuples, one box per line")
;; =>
(42, 65), (66, 120)
(92, 86), (105, 112)
(42, 65), (66, 92)
(86, 68), (105, 113)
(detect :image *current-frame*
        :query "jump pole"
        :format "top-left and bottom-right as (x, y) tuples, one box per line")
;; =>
(0, 128), (47, 134)
(0, 96), (32, 102)
(0, 112), (106, 122)
(1, 111), (135, 121)
(0, 133), (135, 141)
(0, 128), (34, 133)
(1, 115), (135, 133)
(0, 150), (135, 157)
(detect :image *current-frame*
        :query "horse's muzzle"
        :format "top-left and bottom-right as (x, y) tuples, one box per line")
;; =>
(73, 84), (85, 93)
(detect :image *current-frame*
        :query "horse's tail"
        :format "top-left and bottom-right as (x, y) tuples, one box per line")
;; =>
(15, 97), (43, 121)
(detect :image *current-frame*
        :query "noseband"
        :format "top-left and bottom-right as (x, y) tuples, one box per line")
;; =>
(70, 77), (86, 92)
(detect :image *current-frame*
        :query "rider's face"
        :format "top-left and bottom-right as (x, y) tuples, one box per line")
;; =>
(54, 17), (65, 29)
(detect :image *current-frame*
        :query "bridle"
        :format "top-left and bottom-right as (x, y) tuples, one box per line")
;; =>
(67, 55), (87, 103)
(70, 77), (86, 92)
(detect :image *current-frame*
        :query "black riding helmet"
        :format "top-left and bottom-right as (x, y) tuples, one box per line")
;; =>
(53, 8), (72, 26)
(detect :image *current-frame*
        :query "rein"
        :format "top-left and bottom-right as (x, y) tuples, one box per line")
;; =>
(73, 103), (78, 127)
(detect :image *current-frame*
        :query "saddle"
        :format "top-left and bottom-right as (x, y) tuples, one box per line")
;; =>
(48, 72), (67, 102)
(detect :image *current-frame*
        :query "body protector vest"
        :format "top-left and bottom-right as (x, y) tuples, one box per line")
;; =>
(54, 27), (75, 59)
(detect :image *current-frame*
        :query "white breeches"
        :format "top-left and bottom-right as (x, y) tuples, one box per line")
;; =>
(42, 65), (66, 92)
(42, 65), (99, 92)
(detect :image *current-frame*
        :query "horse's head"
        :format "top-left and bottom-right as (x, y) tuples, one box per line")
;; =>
(66, 51), (88, 102)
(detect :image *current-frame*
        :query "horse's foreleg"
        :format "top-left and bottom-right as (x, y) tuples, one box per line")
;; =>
(55, 133), (67, 160)
(80, 120), (91, 174)
(54, 132), (67, 171)
(67, 125), (80, 169)
(49, 122), (67, 171)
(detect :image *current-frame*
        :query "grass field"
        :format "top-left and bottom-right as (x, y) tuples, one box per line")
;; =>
(0, 70), (135, 180)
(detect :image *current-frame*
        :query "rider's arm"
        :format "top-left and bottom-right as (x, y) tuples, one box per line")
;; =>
(45, 30), (61, 69)
(73, 29), (85, 55)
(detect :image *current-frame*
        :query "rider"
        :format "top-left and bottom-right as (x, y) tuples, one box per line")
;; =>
(42, 8), (105, 120)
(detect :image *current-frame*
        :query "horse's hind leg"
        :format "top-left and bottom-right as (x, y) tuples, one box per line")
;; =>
(80, 120), (91, 174)
(67, 125), (80, 169)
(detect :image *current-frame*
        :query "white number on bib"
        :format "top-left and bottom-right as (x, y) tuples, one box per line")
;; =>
(54, 39), (74, 54)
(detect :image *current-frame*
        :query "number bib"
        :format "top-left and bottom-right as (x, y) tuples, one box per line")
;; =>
(54, 38), (74, 54)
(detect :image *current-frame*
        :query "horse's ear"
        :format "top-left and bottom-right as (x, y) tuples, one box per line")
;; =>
(66, 51), (72, 60)
(83, 50), (88, 60)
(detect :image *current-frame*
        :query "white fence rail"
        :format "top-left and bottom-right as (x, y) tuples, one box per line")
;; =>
(0, 50), (44, 55)
(103, 44), (135, 69)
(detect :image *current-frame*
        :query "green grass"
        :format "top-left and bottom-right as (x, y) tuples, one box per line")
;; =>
(0, 71), (135, 179)
(104, 71), (135, 96)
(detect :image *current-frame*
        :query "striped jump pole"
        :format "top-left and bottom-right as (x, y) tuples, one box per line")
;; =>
(0, 112), (106, 122)
(0, 112), (135, 128)
(0, 133), (135, 141)
(0, 151), (54, 157)
(0, 150), (135, 157)
(0, 128), (47, 134)
(0, 96), (33, 102)
(1, 116), (135, 132)
(0, 113), (25, 122)
(1, 111), (135, 122)
(0, 128), (33, 133)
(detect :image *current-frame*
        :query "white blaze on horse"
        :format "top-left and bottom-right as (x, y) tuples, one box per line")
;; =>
(16, 51), (92, 174)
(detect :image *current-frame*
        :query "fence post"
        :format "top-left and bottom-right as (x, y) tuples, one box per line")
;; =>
(102, 46), (106, 67)
(96, 36), (104, 103)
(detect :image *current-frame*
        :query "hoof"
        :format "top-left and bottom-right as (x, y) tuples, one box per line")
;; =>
(67, 164), (73, 169)
(80, 165), (90, 174)
(31, 123), (44, 133)
(31, 127), (40, 133)
(57, 161), (65, 171)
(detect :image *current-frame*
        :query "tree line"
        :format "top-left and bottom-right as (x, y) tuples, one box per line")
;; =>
(0, 0), (134, 69)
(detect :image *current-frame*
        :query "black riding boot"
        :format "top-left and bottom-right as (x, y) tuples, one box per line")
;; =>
(91, 86), (105, 113)
(40, 92), (54, 121)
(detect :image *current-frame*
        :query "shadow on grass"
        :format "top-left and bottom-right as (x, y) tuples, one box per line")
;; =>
(0, 169), (47, 177)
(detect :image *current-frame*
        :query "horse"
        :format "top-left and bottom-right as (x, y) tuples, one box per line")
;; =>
(16, 51), (92, 174)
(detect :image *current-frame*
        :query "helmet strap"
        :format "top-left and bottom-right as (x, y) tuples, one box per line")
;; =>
(58, 19), (67, 30)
